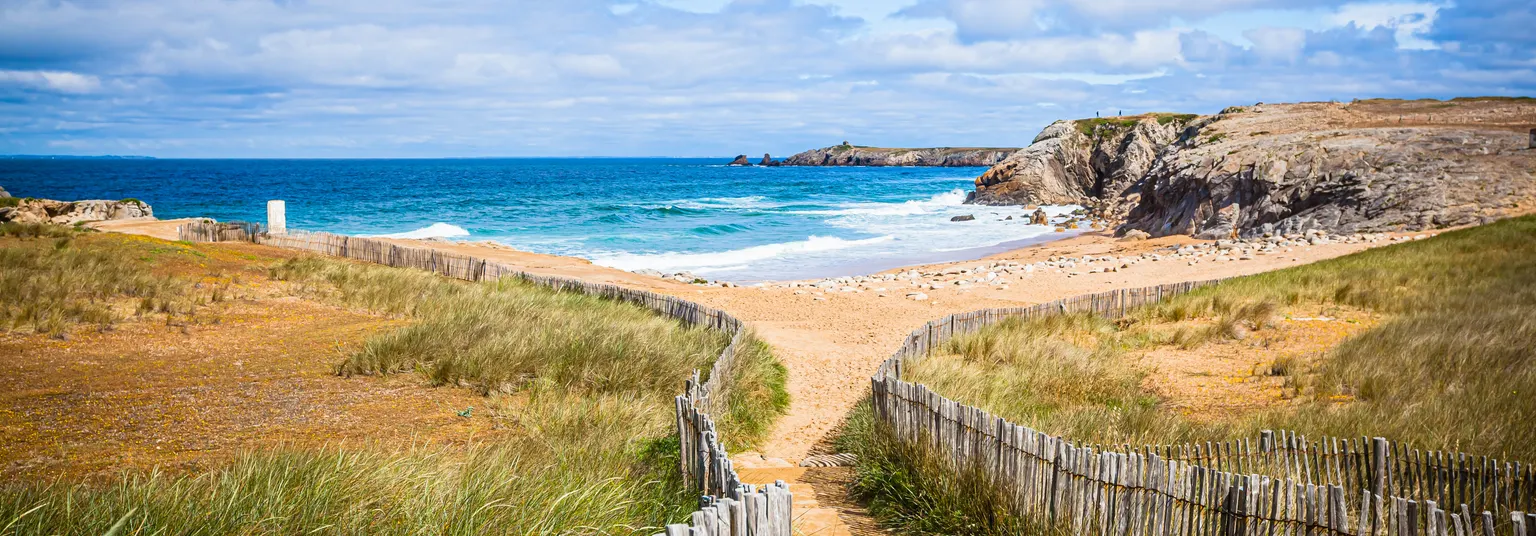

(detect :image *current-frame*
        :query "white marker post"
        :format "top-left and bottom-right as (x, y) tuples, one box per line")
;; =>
(267, 200), (286, 235)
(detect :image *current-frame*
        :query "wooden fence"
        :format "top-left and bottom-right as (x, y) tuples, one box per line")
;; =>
(175, 220), (262, 242)
(871, 280), (1536, 536)
(175, 222), (791, 536)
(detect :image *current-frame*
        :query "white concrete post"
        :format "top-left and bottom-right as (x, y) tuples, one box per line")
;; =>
(267, 200), (286, 235)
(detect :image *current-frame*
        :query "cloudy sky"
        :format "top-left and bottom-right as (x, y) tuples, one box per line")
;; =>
(1, 0), (1530, 157)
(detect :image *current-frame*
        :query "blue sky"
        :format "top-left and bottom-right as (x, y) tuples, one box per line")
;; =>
(0, 0), (1530, 158)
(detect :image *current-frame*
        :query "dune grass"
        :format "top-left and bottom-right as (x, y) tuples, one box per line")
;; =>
(266, 255), (787, 448)
(1, 231), (787, 534)
(901, 215), (1536, 458)
(842, 215), (1536, 534)
(0, 224), (188, 335)
(0, 393), (693, 535)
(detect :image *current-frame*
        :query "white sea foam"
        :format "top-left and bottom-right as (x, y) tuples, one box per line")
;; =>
(369, 222), (470, 240)
(593, 234), (897, 272)
(788, 189), (969, 216)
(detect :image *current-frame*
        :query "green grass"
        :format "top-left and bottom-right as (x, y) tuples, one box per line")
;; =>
(0, 394), (694, 535)
(0, 197), (19, 208)
(837, 400), (1059, 536)
(843, 216), (1536, 533)
(1, 237), (788, 534)
(1075, 113), (1199, 138)
(715, 337), (790, 450)
(0, 225), (187, 335)
(901, 215), (1536, 458)
(267, 254), (785, 447)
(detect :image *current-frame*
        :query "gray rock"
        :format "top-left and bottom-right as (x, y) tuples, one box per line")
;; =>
(965, 100), (1536, 238)
(0, 197), (153, 224)
(950, 214), (976, 222)
(1120, 229), (1151, 241)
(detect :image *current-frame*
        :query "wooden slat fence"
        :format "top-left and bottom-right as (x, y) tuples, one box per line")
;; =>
(176, 222), (791, 536)
(175, 220), (262, 243)
(871, 280), (1535, 535)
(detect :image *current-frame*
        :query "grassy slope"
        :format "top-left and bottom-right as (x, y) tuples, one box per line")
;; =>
(0, 226), (786, 534)
(842, 215), (1536, 534)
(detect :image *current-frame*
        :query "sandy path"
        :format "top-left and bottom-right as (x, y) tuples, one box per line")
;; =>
(95, 219), (1412, 534)
(345, 232), (1408, 465)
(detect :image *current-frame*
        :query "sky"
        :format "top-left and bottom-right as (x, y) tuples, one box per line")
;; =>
(0, 0), (1531, 158)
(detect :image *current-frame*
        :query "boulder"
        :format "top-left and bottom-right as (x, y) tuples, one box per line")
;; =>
(727, 155), (752, 166)
(950, 214), (976, 222)
(0, 186), (8, 198)
(0, 198), (153, 224)
(1031, 209), (1049, 225)
(759, 153), (781, 167)
(1120, 229), (1151, 241)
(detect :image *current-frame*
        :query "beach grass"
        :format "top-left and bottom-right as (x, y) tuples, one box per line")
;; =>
(0, 228), (787, 534)
(901, 215), (1536, 457)
(842, 215), (1536, 533)
(0, 224), (188, 335)
(0, 395), (693, 535)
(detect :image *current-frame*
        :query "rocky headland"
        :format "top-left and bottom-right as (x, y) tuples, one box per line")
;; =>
(968, 98), (1536, 238)
(780, 143), (1019, 167)
(0, 191), (154, 224)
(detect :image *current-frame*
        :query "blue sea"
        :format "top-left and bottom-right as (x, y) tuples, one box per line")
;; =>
(1, 158), (1080, 281)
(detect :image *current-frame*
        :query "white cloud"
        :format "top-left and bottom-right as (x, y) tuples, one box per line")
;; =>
(0, 70), (101, 93)
(1329, 2), (1441, 49)
(1244, 27), (1307, 62)
(0, 0), (1527, 157)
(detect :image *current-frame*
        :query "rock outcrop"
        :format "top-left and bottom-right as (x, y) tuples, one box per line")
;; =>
(968, 113), (1202, 215)
(727, 155), (752, 166)
(783, 144), (1019, 167)
(760, 154), (781, 167)
(967, 99), (1536, 238)
(0, 197), (153, 224)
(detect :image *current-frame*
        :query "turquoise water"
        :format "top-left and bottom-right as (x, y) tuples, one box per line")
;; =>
(1, 158), (1079, 281)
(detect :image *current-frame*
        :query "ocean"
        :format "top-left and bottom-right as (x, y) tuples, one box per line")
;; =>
(1, 158), (1081, 281)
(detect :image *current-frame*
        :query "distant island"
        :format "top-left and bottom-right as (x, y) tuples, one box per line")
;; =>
(0, 155), (156, 160)
(730, 143), (1019, 167)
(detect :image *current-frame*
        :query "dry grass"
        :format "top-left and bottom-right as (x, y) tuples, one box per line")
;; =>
(905, 215), (1536, 459)
(0, 226), (190, 336)
(0, 226), (787, 534)
(844, 216), (1536, 534)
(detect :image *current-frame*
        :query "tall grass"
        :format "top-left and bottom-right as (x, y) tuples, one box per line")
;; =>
(1, 243), (787, 533)
(269, 254), (786, 447)
(836, 400), (1059, 536)
(915, 312), (1204, 446)
(0, 391), (692, 535)
(903, 215), (1536, 458)
(844, 216), (1536, 534)
(713, 337), (790, 450)
(0, 225), (185, 335)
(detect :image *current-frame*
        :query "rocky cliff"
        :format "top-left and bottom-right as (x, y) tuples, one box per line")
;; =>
(0, 195), (154, 224)
(968, 99), (1536, 238)
(783, 144), (1019, 167)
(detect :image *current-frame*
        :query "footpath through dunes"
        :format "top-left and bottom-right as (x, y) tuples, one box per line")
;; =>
(93, 219), (1425, 535)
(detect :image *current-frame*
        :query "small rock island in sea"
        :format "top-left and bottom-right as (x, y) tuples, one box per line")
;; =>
(730, 141), (1020, 167)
